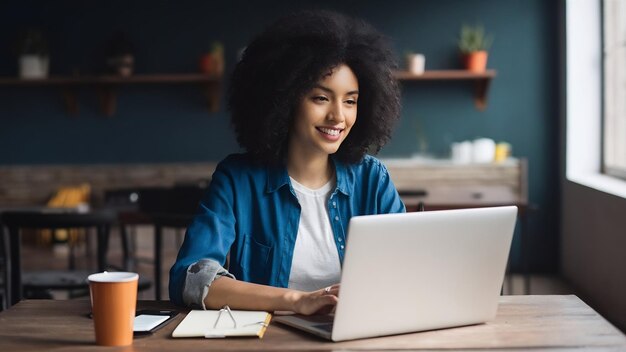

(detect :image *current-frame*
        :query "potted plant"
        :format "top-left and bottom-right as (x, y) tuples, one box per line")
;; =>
(458, 24), (493, 72)
(199, 41), (224, 77)
(17, 29), (49, 79)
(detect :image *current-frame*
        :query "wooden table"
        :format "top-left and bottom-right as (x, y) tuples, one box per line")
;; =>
(0, 295), (624, 351)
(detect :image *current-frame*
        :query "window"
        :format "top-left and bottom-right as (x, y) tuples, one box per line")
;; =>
(566, 0), (626, 199)
(603, 0), (626, 179)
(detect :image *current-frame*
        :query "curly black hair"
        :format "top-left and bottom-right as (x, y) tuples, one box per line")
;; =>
(228, 10), (401, 164)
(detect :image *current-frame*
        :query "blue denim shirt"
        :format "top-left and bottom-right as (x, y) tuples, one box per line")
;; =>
(169, 153), (405, 306)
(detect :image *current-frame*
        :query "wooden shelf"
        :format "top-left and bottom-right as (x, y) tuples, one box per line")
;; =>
(393, 70), (496, 110)
(1, 70), (493, 113)
(0, 74), (222, 116)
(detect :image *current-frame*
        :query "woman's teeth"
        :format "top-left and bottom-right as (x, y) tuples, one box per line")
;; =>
(318, 127), (340, 136)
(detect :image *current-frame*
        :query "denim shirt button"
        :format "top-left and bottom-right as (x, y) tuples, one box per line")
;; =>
(332, 201), (337, 208)
(338, 237), (342, 242)
(334, 216), (339, 221)
(340, 245), (345, 250)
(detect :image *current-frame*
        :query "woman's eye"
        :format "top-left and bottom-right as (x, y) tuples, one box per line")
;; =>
(345, 99), (357, 105)
(312, 96), (329, 102)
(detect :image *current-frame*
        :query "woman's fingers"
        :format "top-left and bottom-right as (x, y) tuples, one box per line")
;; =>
(311, 294), (338, 315)
(322, 284), (340, 296)
(313, 295), (339, 315)
(294, 285), (342, 315)
(296, 290), (339, 315)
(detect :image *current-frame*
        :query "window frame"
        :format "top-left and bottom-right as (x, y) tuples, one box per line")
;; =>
(602, 0), (626, 180)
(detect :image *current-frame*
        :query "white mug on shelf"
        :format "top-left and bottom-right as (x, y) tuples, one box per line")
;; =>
(472, 138), (496, 163)
(451, 141), (472, 164)
(406, 53), (425, 75)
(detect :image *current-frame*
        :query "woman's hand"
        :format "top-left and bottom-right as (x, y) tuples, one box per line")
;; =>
(291, 284), (340, 315)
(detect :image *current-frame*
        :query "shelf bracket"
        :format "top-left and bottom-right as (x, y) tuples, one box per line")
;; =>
(204, 82), (221, 113)
(97, 86), (117, 116)
(474, 78), (491, 111)
(61, 87), (79, 116)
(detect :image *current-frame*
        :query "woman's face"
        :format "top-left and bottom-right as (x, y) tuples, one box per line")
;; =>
(289, 64), (359, 159)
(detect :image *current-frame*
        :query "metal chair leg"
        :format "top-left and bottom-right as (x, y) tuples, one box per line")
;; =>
(120, 224), (133, 271)
(154, 225), (163, 301)
(8, 226), (22, 306)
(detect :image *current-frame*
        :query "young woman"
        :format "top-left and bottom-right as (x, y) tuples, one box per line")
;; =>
(169, 10), (404, 315)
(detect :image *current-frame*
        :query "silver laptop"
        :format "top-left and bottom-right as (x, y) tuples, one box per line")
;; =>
(274, 206), (517, 341)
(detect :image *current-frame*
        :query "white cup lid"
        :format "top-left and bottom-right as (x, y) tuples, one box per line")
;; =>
(88, 271), (138, 283)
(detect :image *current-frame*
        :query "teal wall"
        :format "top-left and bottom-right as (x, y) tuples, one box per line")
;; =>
(0, 0), (559, 272)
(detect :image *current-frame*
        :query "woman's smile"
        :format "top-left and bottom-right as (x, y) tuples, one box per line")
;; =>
(316, 126), (343, 140)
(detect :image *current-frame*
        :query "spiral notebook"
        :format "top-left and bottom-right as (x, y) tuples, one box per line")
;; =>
(172, 306), (272, 338)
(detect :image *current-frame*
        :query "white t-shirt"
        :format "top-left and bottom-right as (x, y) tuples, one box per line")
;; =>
(287, 176), (341, 292)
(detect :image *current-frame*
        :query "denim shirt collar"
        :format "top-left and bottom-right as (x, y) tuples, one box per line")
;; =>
(265, 156), (353, 196)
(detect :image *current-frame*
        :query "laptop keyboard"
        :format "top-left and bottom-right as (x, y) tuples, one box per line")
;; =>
(312, 323), (334, 333)
(296, 314), (334, 323)
(292, 314), (334, 333)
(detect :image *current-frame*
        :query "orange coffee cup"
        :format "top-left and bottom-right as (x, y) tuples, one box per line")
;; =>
(88, 272), (138, 346)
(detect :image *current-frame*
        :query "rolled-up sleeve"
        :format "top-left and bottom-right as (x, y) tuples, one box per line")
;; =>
(182, 259), (235, 309)
(169, 159), (238, 306)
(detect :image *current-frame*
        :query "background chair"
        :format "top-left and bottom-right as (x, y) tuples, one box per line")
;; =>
(105, 183), (206, 300)
(1, 210), (150, 307)
(151, 213), (195, 300)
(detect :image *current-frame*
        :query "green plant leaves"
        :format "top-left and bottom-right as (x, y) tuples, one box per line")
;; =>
(458, 24), (493, 54)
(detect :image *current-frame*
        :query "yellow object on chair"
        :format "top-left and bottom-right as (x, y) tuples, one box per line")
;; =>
(40, 183), (92, 245)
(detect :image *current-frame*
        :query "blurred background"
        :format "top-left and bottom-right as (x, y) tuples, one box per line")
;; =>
(1, 0), (624, 333)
